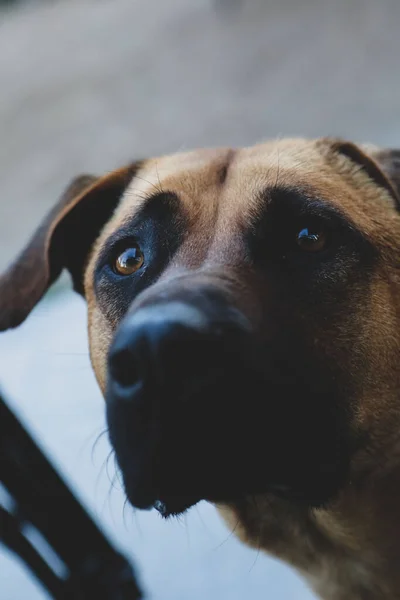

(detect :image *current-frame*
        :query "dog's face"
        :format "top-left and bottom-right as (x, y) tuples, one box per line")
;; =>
(2, 139), (400, 522)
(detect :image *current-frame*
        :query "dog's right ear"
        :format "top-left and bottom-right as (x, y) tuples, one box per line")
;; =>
(0, 163), (141, 331)
(321, 138), (400, 209)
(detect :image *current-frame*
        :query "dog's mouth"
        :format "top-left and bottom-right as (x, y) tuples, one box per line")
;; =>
(113, 411), (345, 520)
(116, 446), (247, 517)
(122, 473), (328, 519)
(149, 482), (301, 518)
(108, 374), (350, 519)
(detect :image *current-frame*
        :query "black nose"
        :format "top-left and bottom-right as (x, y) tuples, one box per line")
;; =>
(108, 301), (222, 401)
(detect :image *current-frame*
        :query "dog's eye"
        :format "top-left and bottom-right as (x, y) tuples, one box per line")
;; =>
(296, 227), (328, 252)
(114, 245), (144, 275)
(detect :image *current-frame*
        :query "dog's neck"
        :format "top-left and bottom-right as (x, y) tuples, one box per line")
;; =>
(218, 467), (400, 600)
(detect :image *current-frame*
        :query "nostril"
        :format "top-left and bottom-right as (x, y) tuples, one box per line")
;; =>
(109, 347), (140, 389)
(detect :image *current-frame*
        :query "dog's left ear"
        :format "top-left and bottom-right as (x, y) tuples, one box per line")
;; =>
(0, 163), (140, 331)
(323, 138), (400, 206)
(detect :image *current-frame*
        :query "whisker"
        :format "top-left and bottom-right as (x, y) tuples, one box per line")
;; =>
(273, 146), (281, 190)
(194, 505), (214, 539)
(133, 508), (144, 540)
(248, 543), (261, 573)
(114, 462), (124, 489)
(212, 518), (240, 551)
(126, 188), (154, 202)
(105, 450), (117, 487)
(105, 471), (119, 528)
(184, 513), (191, 550)
(133, 174), (164, 195)
(122, 497), (134, 531)
(91, 429), (109, 465)
(95, 452), (112, 504)
(248, 495), (262, 573)
(95, 449), (115, 496)
(74, 425), (107, 464)
(155, 161), (164, 195)
(98, 452), (119, 524)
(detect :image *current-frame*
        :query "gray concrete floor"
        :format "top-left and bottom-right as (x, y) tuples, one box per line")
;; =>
(1, 0), (400, 598)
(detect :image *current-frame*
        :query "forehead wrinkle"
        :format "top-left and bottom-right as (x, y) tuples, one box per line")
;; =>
(165, 177), (222, 269)
(202, 144), (330, 264)
(117, 148), (233, 218)
(161, 152), (237, 269)
(223, 144), (349, 234)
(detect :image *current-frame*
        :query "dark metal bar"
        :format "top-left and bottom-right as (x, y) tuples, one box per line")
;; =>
(0, 506), (69, 599)
(0, 392), (143, 599)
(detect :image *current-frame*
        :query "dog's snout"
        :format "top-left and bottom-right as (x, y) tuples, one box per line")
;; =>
(106, 291), (256, 510)
(108, 302), (213, 396)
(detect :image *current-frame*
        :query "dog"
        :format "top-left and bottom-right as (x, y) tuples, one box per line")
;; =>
(1, 138), (400, 599)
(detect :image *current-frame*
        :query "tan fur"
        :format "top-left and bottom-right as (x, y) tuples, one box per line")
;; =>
(3, 137), (400, 599)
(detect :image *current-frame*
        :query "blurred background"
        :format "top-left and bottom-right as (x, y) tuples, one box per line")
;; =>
(1, 0), (399, 598)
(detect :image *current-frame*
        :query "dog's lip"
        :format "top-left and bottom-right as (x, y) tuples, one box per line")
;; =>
(153, 500), (169, 515)
(149, 487), (292, 517)
(124, 475), (331, 516)
(121, 470), (203, 515)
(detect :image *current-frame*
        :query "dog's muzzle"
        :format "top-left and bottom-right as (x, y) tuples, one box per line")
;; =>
(105, 275), (349, 517)
(106, 281), (257, 514)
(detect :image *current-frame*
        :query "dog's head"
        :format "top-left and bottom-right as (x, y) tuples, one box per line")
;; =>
(2, 139), (400, 519)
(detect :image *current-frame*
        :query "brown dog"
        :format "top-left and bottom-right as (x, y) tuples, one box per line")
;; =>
(1, 138), (400, 600)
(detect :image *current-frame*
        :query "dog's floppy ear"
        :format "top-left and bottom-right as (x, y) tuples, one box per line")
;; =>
(325, 138), (400, 206)
(0, 163), (140, 331)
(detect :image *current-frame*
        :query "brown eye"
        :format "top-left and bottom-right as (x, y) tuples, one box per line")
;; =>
(114, 245), (144, 275)
(296, 227), (327, 252)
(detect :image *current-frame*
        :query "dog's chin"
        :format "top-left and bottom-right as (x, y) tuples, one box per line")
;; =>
(121, 476), (202, 517)
(116, 442), (348, 518)
(124, 487), (202, 517)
